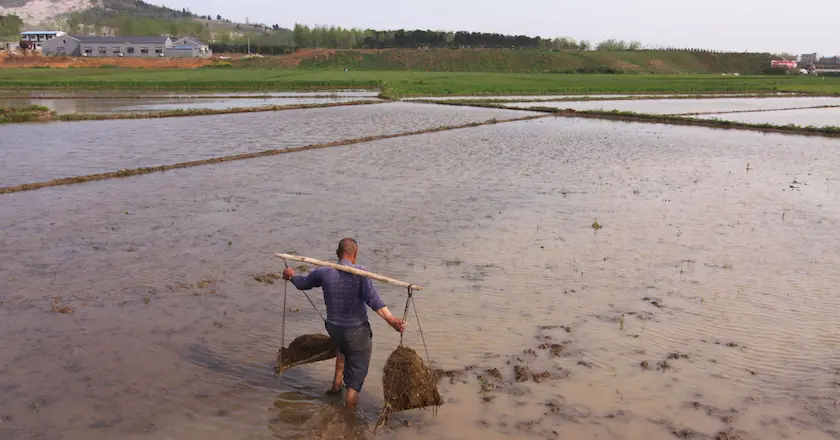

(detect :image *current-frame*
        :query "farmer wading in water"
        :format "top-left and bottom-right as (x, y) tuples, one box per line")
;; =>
(282, 238), (407, 409)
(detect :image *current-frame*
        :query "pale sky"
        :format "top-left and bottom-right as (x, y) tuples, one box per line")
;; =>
(150, 0), (840, 55)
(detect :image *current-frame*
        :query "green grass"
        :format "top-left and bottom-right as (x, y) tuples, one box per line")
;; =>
(289, 49), (774, 75)
(0, 69), (839, 97)
(0, 105), (53, 123)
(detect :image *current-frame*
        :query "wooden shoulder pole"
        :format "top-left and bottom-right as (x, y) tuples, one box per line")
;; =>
(275, 253), (423, 291)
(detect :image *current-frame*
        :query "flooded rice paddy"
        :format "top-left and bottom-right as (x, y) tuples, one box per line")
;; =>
(0, 102), (534, 186)
(692, 107), (840, 127)
(504, 97), (840, 115)
(2, 95), (840, 440)
(0, 96), (378, 115)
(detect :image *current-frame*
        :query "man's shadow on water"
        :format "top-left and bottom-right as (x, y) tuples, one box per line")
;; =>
(184, 343), (378, 440)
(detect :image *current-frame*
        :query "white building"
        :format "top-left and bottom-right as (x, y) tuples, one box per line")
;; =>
(20, 31), (67, 49)
(800, 53), (819, 66)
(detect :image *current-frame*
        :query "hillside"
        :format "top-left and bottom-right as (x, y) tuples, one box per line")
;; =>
(0, 0), (213, 26)
(240, 49), (775, 75)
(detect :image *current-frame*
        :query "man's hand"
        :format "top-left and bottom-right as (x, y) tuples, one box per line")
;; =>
(387, 316), (407, 333)
(282, 267), (295, 280)
(376, 306), (407, 333)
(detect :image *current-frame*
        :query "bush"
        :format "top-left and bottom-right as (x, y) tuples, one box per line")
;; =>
(201, 61), (232, 69)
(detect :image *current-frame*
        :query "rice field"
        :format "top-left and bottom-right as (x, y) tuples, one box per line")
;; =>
(1, 69), (840, 97)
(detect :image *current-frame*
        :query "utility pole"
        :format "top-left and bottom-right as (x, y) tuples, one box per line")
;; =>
(247, 36), (251, 54)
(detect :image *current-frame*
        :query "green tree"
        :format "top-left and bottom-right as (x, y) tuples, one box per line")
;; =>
(0, 14), (24, 39)
(597, 38), (629, 51)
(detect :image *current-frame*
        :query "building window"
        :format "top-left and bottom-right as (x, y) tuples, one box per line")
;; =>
(57, 47), (66, 54)
(112, 47), (121, 55)
(84, 47), (93, 55)
(127, 47), (135, 54)
(63, 39), (66, 44)
(140, 47), (149, 54)
(154, 47), (163, 54)
(98, 47), (107, 55)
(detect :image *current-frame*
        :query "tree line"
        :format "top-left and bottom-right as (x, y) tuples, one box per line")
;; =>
(287, 24), (648, 51)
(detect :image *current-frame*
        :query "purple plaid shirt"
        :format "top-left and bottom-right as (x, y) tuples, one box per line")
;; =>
(290, 259), (386, 327)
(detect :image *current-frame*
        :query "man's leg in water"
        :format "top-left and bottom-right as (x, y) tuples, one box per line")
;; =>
(329, 353), (345, 393)
(342, 322), (373, 410)
(346, 388), (360, 409)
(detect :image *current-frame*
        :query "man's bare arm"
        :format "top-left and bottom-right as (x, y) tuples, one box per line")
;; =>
(376, 306), (407, 333)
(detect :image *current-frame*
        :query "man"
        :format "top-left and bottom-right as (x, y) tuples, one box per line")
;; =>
(282, 238), (406, 410)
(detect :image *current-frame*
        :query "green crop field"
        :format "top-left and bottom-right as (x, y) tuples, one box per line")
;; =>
(1, 69), (839, 97)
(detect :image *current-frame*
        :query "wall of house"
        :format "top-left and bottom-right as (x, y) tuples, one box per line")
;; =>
(41, 37), (80, 56)
(42, 38), (208, 58)
(163, 47), (198, 58)
(78, 43), (168, 57)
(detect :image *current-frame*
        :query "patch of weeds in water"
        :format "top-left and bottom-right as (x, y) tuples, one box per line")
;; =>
(532, 371), (553, 383)
(443, 258), (463, 267)
(591, 219), (603, 231)
(658, 360), (672, 371)
(484, 368), (503, 380)
(715, 430), (743, 440)
(143, 295), (151, 305)
(642, 297), (663, 308)
(577, 360), (594, 369)
(254, 272), (282, 285)
(51, 296), (73, 314)
(296, 264), (310, 273)
(196, 279), (216, 288)
(667, 352), (690, 360)
(514, 365), (530, 382)
(640, 360), (650, 370)
(477, 376), (494, 394)
(673, 428), (697, 439)
(619, 314), (625, 330)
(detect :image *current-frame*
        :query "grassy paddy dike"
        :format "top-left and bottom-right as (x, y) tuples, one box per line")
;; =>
(0, 100), (382, 124)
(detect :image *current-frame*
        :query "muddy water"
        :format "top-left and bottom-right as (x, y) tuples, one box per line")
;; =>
(0, 97), (378, 115)
(0, 102), (535, 186)
(505, 97), (840, 114)
(0, 90), (380, 98)
(406, 93), (791, 101)
(2, 117), (840, 440)
(693, 107), (840, 127)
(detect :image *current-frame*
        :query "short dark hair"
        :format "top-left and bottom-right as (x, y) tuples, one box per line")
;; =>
(337, 238), (358, 258)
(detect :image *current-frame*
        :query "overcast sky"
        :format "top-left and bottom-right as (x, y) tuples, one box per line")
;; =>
(150, 0), (840, 54)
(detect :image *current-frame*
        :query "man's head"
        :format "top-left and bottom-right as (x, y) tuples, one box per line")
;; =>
(336, 237), (359, 263)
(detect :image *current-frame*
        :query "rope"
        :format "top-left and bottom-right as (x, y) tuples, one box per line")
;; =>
(281, 279), (287, 351)
(301, 289), (326, 322)
(282, 258), (325, 322)
(399, 286), (412, 347)
(399, 285), (433, 368)
(412, 291), (433, 368)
